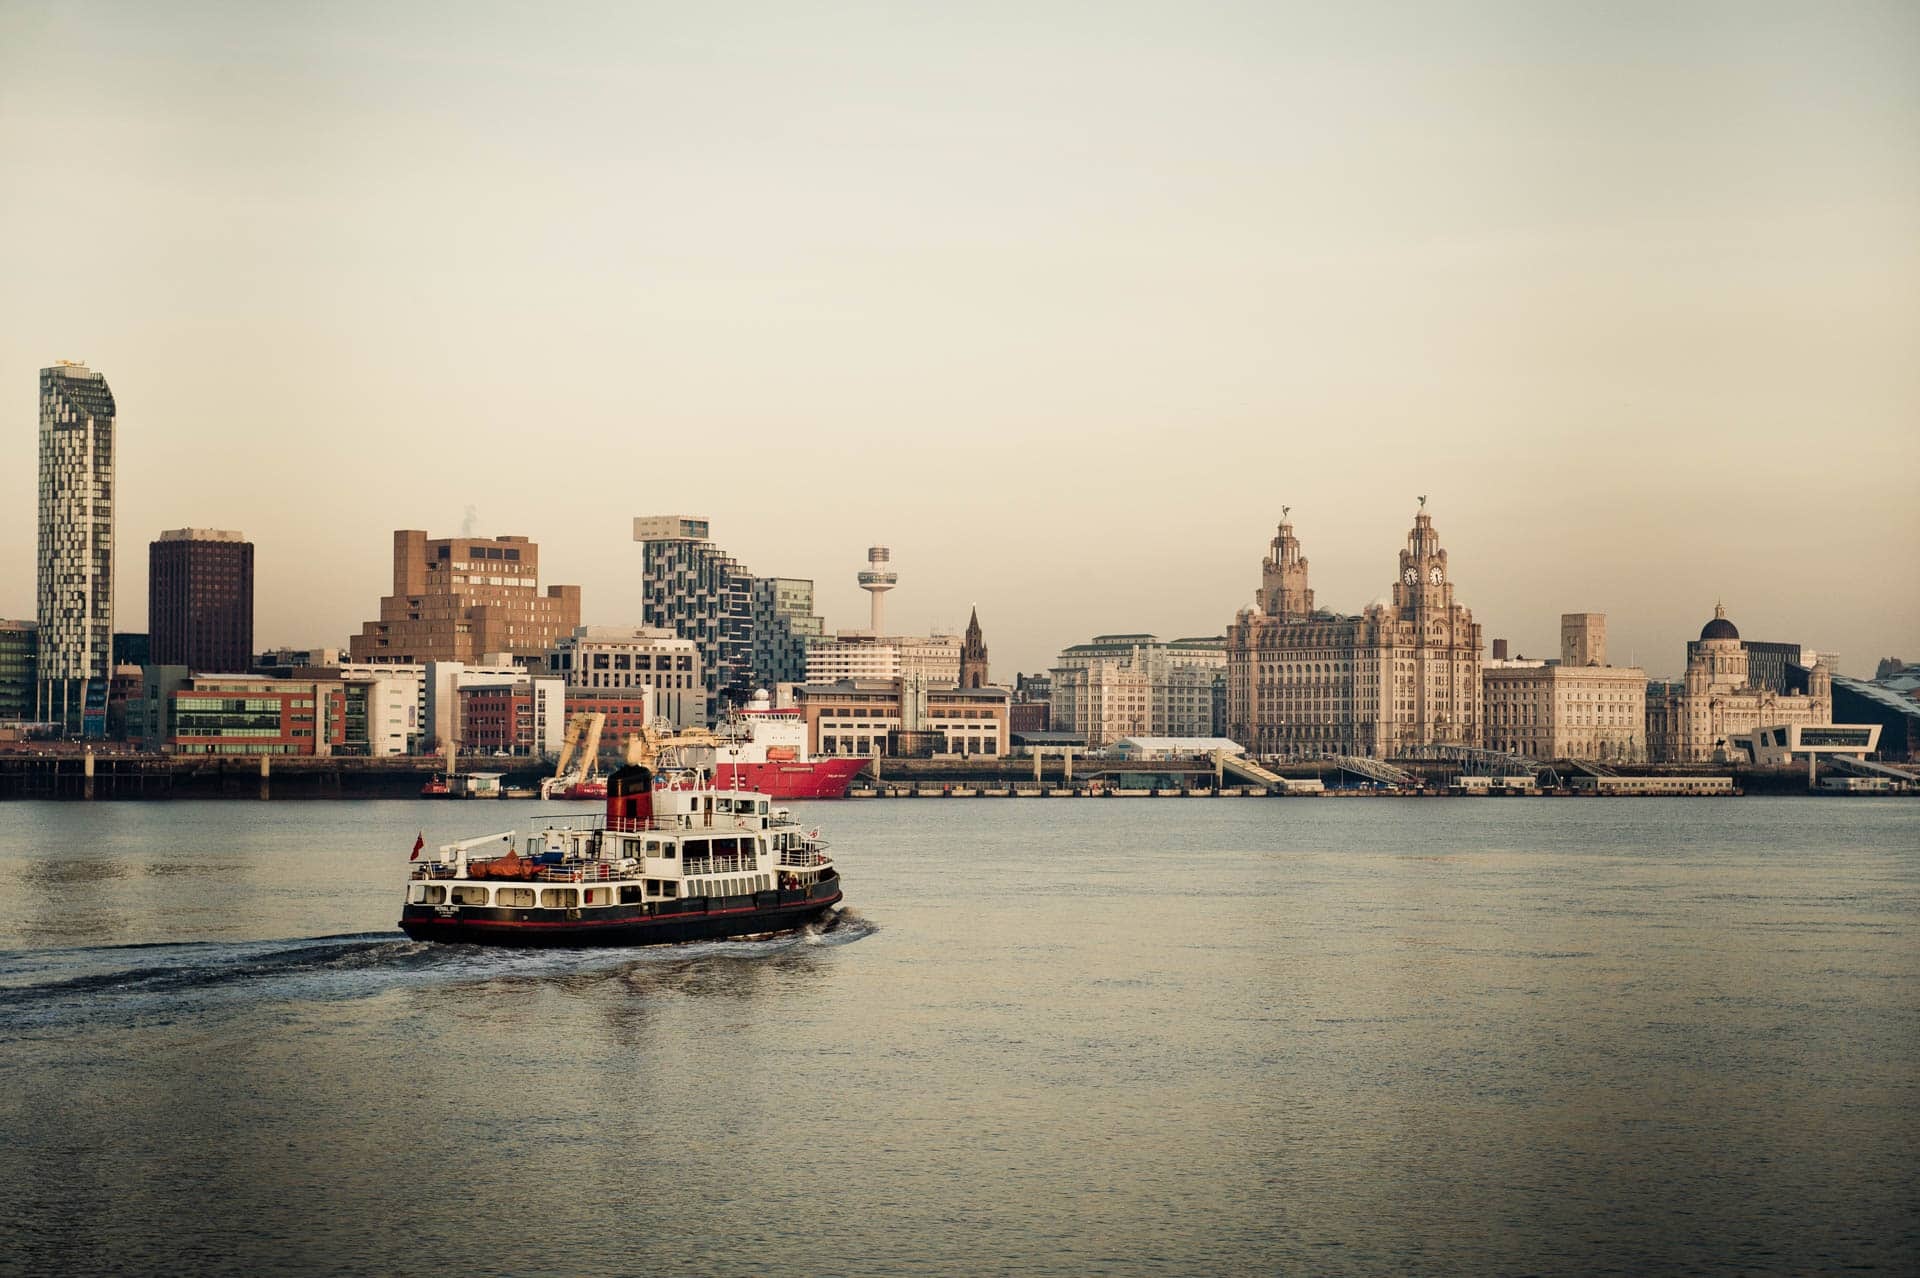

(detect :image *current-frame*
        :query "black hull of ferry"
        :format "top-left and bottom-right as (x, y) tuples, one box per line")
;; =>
(399, 888), (843, 948)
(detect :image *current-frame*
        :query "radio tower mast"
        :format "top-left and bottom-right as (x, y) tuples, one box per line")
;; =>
(858, 545), (897, 635)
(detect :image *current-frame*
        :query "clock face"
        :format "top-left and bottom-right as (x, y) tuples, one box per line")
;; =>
(1403, 568), (1418, 585)
(1429, 567), (1443, 585)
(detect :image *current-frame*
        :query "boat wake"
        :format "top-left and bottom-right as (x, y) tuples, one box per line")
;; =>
(0, 913), (877, 1037)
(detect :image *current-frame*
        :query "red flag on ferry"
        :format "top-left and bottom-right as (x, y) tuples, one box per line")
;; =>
(410, 832), (424, 861)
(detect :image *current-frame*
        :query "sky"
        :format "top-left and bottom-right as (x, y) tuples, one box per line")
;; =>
(2, 0), (1916, 679)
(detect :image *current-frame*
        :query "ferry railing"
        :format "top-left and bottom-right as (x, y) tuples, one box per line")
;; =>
(535, 863), (620, 883)
(681, 855), (757, 877)
(777, 849), (832, 868)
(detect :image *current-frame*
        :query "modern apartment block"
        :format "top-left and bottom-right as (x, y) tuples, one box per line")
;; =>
(634, 516), (825, 718)
(0, 620), (37, 722)
(545, 626), (703, 730)
(36, 361), (116, 734)
(349, 531), (582, 665)
(149, 528), (254, 672)
(752, 577), (826, 690)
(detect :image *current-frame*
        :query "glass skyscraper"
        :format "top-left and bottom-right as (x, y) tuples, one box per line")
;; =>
(37, 362), (116, 735)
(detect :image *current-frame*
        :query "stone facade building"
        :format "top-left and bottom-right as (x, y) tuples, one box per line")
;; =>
(1645, 605), (1833, 763)
(1226, 507), (1483, 758)
(1482, 615), (1647, 761)
(1050, 634), (1226, 747)
(349, 532), (581, 665)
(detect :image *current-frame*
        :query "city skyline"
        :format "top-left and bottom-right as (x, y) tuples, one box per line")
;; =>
(4, 2), (1917, 678)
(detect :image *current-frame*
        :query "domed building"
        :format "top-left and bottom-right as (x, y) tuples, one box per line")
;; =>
(1645, 604), (1833, 762)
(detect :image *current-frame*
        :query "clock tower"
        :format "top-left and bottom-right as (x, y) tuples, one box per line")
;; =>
(1392, 498), (1453, 616)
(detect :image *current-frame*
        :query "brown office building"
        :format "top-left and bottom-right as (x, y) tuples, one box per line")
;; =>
(349, 531), (582, 665)
(149, 529), (255, 673)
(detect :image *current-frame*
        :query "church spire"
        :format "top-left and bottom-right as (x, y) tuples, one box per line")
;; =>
(959, 607), (989, 688)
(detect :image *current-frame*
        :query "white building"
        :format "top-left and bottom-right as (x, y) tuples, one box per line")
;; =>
(805, 633), (962, 687)
(1112, 737), (1245, 761)
(36, 362), (116, 733)
(1050, 635), (1227, 747)
(545, 626), (702, 729)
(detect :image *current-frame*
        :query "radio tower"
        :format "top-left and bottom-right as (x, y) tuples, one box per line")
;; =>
(858, 545), (897, 635)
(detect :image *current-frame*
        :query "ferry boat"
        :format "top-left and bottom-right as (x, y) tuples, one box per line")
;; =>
(710, 690), (869, 800)
(400, 761), (842, 947)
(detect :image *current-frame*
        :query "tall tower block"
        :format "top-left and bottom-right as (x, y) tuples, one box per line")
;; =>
(858, 546), (897, 635)
(1561, 613), (1606, 667)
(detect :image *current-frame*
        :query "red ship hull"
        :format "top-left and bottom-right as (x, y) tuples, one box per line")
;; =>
(713, 757), (869, 799)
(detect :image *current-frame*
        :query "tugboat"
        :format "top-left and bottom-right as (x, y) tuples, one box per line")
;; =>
(400, 749), (843, 947)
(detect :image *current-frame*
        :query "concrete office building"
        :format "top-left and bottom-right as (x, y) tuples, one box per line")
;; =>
(794, 678), (1010, 758)
(1226, 506), (1483, 757)
(545, 626), (703, 730)
(36, 362), (116, 734)
(149, 529), (254, 673)
(349, 531), (581, 665)
(454, 676), (565, 758)
(146, 675), (348, 756)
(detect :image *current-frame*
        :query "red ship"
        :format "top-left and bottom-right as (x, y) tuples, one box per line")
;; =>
(711, 692), (869, 800)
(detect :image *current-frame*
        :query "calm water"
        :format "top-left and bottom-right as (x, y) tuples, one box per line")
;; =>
(0, 796), (1915, 1277)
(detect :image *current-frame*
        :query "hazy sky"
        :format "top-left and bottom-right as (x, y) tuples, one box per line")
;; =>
(3, 1), (1915, 678)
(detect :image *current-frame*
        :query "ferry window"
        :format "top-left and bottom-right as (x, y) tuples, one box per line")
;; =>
(620, 886), (641, 904)
(663, 843), (676, 859)
(756, 800), (768, 814)
(412, 884), (446, 904)
(662, 882), (677, 898)
(644, 880), (660, 897)
(541, 888), (578, 909)
(452, 885), (490, 906)
(497, 887), (535, 908)
(717, 798), (733, 813)
(583, 887), (606, 906)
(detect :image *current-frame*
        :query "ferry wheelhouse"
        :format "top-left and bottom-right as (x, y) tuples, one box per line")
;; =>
(400, 762), (842, 947)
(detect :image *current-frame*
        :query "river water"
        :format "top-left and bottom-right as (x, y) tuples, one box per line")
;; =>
(0, 796), (1914, 1276)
